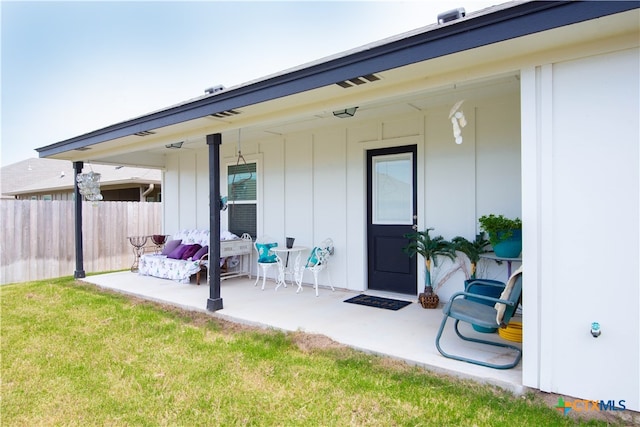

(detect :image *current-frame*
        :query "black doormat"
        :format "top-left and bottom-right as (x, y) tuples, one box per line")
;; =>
(344, 294), (412, 311)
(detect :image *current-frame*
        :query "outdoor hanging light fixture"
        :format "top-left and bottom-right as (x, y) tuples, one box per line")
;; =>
(229, 129), (253, 202)
(76, 170), (103, 202)
(333, 107), (358, 118)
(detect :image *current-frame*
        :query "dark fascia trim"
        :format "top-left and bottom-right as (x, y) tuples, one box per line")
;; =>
(37, 1), (638, 158)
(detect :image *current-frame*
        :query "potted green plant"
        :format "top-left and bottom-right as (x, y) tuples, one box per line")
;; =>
(403, 228), (456, 308)
(453, 233), (504, 333)
(452, 233), (489, 280)
(478, 214), (522, 258)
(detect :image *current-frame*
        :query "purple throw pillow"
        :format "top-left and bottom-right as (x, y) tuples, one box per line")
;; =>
(193, 245), (209, 260)
(167, 244), (189, 260)
(161, 239), (182, 256)
(181, 244), (203, 260)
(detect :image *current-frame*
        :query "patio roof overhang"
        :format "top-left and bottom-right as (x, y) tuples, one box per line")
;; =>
(36, 1), (638, 168)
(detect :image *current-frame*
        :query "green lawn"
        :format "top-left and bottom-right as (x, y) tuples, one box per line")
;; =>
(1, 278), (614, 426)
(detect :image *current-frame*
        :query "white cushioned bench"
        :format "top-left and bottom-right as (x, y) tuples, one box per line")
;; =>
(138, 229), (252, 284)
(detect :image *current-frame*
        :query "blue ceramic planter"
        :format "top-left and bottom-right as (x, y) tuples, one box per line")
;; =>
(492, 229), (522, 258)
(465, 279), (505, 333)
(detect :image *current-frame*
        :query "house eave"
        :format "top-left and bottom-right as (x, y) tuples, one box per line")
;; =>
(36, 0), (638, 159)
(5, 179), (162, 196)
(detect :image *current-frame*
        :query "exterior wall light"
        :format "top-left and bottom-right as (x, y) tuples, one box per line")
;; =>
(165, 142), (184, 149)
(333, 107), (358, 118)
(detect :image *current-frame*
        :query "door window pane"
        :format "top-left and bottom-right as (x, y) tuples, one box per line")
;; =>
(372, 153), (413, 224)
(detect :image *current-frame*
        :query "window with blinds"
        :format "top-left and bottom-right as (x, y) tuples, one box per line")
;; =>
(227, 162), (257, 239)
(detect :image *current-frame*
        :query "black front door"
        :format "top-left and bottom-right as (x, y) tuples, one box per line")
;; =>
(366, 145), (418, 295)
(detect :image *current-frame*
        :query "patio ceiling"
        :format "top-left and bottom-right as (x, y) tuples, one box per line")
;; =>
(36, 2), (638, 169)
(61, 70), (521, 169)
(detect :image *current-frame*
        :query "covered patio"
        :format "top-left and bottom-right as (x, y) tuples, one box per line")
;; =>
(81, 272), (524, 394)
(36, 1), (639, 410)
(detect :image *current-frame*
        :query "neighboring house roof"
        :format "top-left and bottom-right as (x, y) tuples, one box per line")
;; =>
(35, 0), (638, 161)
(1, 157), (161, 197)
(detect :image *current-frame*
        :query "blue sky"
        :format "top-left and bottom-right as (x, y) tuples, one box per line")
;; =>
(1, 0), (497, 166)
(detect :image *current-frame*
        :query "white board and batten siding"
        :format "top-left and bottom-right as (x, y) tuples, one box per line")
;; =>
(521, 47), (639, 409)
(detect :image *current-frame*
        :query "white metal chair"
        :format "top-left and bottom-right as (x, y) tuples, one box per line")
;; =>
(253, 235), (278, 290)
(304, 238), (335, 296)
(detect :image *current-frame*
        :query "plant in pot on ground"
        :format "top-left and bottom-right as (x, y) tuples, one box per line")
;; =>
(453, 233), (502, 333)
(452, 233), (490, 280)
(403, 228), (456, 308)
(478, 214), (523, 258)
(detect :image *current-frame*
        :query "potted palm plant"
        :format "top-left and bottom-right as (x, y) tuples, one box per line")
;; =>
(403, 228), (456, 308)
(478, 214), (522, 258)
(453, 233), (503, 333)
(452, 233), (489, 280)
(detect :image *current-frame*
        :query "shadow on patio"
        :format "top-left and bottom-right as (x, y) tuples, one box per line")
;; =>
(82, 271), (524, 394)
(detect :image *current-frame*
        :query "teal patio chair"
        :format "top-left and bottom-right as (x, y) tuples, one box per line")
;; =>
(304, 238), (335, 297)
(253, 236), (278, 290)
(435, 268), (523, 369)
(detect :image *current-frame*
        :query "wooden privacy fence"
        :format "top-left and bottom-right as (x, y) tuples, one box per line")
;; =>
(1, 200), (162, 285)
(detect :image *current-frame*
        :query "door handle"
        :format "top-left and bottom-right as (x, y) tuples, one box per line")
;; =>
(412, 224), (418, 231)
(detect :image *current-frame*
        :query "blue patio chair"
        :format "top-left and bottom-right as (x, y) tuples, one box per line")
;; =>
(435, 268), (523, 369)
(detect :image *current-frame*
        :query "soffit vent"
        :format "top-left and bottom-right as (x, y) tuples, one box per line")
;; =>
(210, 109), (241, 118)
(336, 74), (381, 89)
(74, 146), (91, 151)
(134, 130), (156, 137)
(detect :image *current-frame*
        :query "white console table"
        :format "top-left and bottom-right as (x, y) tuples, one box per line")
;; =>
(219, 235), (253, 281)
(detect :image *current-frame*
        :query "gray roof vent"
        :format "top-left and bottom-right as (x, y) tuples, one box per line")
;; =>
(205, 85), (225, 95)
(437, 8), (465, 24)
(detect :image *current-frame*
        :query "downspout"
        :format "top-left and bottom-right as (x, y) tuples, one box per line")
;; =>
(206, 133), (223, 311)
(141, 183), (154, 202)
(73, 161), (86, 278)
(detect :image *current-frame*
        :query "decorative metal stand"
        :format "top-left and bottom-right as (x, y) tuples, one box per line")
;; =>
(128, 236), (148, 272)
(151, 234), (168, 254)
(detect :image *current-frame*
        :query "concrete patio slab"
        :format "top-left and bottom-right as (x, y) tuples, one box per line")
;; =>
(82, 271), (524, 394)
